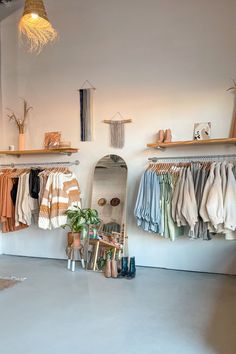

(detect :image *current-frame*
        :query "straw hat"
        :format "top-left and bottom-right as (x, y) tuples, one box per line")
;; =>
(110, 198), (121, 207)
(98, 198), (107, 207)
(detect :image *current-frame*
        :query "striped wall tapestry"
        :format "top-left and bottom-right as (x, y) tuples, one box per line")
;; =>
(79, 88), (94, 141)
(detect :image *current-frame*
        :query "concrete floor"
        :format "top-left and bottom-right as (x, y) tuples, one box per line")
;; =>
(0, 256), (236, 354)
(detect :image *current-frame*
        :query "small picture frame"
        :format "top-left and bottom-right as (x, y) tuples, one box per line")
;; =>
(44, 132), (61, 149)
(193, 122), (211, 140)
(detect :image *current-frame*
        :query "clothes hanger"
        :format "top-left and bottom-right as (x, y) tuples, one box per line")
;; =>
(79, 80), (96, 90)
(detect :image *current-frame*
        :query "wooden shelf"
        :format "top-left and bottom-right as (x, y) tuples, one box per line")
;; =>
(147, 137), (236, 150)
(0, 148), (79, 157)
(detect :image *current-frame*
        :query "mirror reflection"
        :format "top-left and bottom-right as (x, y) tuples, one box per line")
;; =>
(84, 155), (128, 271)
(91, 154), (128, 249)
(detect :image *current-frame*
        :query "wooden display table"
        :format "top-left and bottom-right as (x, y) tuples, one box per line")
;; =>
(89, 238), (122, 271)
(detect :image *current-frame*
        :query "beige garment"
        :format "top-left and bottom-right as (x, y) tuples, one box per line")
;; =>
(15, 173), (27, 227)
(181, 168), (198, 231)
(20, 173), (32, 226)
(206, 163), (224, 230)
(38, 174), (48, 205)
(176, 168), (188, 227)
(224, 163), (236, 231)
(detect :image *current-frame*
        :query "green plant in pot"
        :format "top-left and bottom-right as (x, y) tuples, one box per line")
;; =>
(63, 207), (100, 248)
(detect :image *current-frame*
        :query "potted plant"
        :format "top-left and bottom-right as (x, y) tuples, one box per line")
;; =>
(63, 207), (100, 248)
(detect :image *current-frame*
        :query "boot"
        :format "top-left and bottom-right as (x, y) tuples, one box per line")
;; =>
(118, 257), (128, 278)
(164, 129), (172, 142)
(126, 257), (136, 279)
(111, 260), (118, 278)
(104, 259), (112, 278)
(157, 130), (164, 143)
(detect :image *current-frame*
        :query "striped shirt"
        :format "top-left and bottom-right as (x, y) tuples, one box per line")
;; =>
(38, 172), (81, 230)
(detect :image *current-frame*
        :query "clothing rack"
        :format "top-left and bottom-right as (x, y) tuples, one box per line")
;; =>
(148, 154), (236, 163)
(0, 160), (80, 168)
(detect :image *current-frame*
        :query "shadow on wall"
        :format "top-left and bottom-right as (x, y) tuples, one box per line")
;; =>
(206, 252), (236, 354)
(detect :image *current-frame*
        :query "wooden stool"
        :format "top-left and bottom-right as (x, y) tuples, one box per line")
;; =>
(66, 233), (85, 272)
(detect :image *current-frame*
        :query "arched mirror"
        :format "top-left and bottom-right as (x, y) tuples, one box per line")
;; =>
(91, 154), (128, 258)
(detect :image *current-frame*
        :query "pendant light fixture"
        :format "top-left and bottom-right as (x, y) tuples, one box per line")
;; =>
(19, 0), (57, 53)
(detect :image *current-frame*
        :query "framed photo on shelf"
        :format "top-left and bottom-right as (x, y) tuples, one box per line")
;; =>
(44, 131), (61, 149)
(193, 122), (211, 140)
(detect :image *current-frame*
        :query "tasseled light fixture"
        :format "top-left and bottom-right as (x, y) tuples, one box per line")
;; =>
(19, 0), (57, 53)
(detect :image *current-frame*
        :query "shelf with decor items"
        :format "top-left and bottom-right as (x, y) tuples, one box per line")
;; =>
(147, 137), (236, 150)
(0, 148), (79, 157)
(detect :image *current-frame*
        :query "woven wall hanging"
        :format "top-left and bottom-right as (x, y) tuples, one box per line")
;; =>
(103, 112), (132, 149)
(79, 81), (96, 142)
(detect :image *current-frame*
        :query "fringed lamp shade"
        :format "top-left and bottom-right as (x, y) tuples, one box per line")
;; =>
(19, 0), (57, 53)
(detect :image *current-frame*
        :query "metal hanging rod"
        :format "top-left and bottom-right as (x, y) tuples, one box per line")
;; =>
(149, 154), (236, 163)
(0, 160), (80, 168)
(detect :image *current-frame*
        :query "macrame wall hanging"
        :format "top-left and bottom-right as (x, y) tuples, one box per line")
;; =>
(78, 80), (96, 142)
(103, 112), (132, 149)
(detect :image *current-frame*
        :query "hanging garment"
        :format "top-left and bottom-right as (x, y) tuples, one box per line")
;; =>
(134, 169), (162, 233)
(171, 168), (182, 222)
(191, 165), (210, 240)
(10, 178), (19, 206)
(29, 169), (41, 199)
(224, 163), (236, 231)
(175, 168), (188, 228)
(80, 88), (94, 142)
(0, 171), (28, 233)
(200, 163), (216, 223)
(205, 163), (224, 231)
(160, 173), (184, 241)
(38, 172), (81, 230)
(181, 167), (198, 233)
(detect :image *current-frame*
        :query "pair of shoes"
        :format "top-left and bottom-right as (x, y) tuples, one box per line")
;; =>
(157, 129), (172, 143)
(104, 259), (118, 278)
(118, 257), (136, 279)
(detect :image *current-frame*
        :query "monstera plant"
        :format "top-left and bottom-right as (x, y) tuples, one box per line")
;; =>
(63, 207), (100, 248)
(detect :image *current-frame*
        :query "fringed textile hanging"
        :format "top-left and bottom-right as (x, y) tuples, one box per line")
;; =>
(104, 116), (132, 149)
(110, 121), (125, 149)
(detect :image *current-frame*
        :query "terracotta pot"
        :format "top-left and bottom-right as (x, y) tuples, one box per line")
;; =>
(67, 232), (81, 249)
(104, 259), (112, 278)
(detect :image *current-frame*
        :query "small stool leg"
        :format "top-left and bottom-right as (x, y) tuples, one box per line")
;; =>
(93, 241), (100, 271)
(79, 249), (85, 269)
(67, 259), (71, 270)
(71, 260), (75, 272)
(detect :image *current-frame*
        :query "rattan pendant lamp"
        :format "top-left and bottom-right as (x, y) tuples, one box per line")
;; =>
(19, 0), (57, 53)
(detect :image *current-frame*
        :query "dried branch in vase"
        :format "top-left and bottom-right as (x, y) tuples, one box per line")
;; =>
(7, 99), (33, 134)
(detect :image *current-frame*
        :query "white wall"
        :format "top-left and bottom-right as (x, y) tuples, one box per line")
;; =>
(1, 0), (236, 274)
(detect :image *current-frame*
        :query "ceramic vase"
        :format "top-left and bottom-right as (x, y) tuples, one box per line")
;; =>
(18, 133), (25, 150)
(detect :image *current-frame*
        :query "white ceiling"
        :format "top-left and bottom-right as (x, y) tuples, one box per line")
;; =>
(0, 0), (24, 21)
